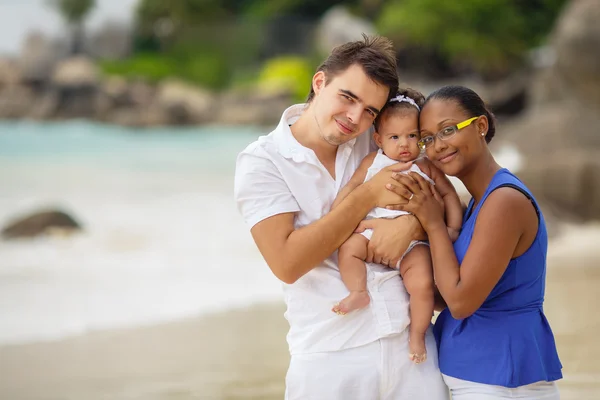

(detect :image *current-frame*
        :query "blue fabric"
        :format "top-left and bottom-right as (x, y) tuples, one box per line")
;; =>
(433, 168), (563, 388)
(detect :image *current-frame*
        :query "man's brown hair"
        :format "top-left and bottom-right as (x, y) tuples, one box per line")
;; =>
(306, 34), (399, 103)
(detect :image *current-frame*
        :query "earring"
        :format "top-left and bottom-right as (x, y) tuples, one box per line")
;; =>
(481, 132), (486, 136)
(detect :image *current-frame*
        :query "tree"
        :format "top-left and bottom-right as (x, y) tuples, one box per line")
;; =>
(377, 0), (567, 78)
(48, 0), (96, 54)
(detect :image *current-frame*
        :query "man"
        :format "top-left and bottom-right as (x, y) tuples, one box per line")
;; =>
(234, 35), (448, 399)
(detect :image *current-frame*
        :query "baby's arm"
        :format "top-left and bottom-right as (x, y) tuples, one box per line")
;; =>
(331, 151), (377, 209)
(417, 160), (463, 241)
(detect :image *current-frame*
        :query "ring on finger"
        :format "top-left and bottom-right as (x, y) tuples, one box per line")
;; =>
(408, 193), (414, 201)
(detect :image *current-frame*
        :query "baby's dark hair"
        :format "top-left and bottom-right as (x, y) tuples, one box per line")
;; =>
(424, 85), (497, 143)
(374, 87), (425, 132)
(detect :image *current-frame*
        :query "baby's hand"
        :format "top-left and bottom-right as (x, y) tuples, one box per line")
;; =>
(447, 227), (461, 242)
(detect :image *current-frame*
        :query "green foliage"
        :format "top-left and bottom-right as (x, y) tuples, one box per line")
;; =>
(258, 56), (314, 101)
(100, 54), (172, 82)
(47, 0), (95, 24)
(100, 51), (231, 90)
(244, 0), (356, 19)
(135, 0), (360, 28)
(377, 0), (567, 76)
(113, 0), (568, 89)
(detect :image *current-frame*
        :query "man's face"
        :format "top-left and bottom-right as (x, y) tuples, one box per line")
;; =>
(310, 64), (389, 147)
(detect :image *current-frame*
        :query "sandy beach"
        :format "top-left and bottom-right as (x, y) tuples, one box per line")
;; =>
(1, 224), (599, 400)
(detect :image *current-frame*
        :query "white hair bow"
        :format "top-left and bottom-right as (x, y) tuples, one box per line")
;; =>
(390, 95), (420, 110)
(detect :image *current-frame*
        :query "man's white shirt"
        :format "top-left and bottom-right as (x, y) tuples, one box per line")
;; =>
(234, 104), (410, 355)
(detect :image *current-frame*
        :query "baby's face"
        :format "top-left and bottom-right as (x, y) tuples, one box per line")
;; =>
(375, 114), (421, 162)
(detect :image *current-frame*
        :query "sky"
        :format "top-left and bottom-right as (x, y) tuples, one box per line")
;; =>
(0, 0), (139, 56)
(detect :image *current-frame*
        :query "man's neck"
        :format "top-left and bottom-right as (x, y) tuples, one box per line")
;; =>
(290, 104), (338, 165)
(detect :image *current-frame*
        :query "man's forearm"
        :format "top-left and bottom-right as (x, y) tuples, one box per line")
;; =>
(282, 184), (375, 282)
(331, 181), (359, 209)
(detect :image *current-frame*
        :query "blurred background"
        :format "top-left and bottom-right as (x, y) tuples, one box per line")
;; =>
(0, 0), (598, 399)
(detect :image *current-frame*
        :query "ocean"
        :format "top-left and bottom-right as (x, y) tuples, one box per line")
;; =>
(0, 120), (283, 345)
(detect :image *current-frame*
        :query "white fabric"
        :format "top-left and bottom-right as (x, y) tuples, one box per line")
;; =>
(235, 104), (412, 355)
(364, 149), (434, 220)
(286, 329), (449, 400)
(443, 375), (560, 400)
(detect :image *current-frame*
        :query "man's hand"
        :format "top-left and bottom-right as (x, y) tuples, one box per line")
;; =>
(355, 215), (425, 267)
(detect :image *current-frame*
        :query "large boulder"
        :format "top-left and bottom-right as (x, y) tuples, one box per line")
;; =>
(552, 0), (600, 108)
(215, 88), (291, 126)
(0, 85), (34, 119)
(154, 79), (213, 125)
(1, 210), (82, 240)
(316, 6), (376, 54)
(50, 57), (101, 119)
(18, 32), (67, 84)
(499, 0), (600, 222)
(27, 91), (60, 120)
(0, 58), (21, 88)
(51, 56), (100, 89)
(516, 151), (600, 222)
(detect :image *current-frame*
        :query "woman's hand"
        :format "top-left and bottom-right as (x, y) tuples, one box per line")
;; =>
(354, 215), (424, 267)
(389, 172), (446, 232)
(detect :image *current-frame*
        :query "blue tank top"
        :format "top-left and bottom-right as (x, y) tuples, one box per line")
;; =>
(433, 168), (562, 388)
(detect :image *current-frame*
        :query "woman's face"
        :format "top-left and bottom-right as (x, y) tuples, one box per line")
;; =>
(419, 99), (488, 177)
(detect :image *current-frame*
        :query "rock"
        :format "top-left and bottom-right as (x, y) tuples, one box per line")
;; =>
(0, 85), (35, 119)
(1, 210), (82, 240)
(552, 0), (600, 108)
(0, 58), (21, 87)
(414, 70), (531, 116)
(501, 102), (600, 156)
(18, 32), (67, 84)
(94, 77), (132, 119)
(52, 56), (100, 89)
(216, 88), (291, 126)
(155, 79), (213, 125)
(102, 76), (130, 105)
(128, 80), (156, 107)
(497, 0), (600, 222)
(47, 57), (101, 118)
(316, 6), (376, 54)
(516, 151), (600, 222)
(27, 90), (60, 120)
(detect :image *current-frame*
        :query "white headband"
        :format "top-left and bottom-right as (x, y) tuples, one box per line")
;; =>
(390, 95), (420, 111)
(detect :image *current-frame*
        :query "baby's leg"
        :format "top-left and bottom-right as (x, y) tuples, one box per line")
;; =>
(332, 233), (370, 315)
(399, 244), (435, 364)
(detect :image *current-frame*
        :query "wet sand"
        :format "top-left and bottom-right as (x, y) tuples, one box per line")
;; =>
(0, 224), (599, 400)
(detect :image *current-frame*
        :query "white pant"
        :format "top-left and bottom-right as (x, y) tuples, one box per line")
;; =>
(443, 374), (560, 399)
(285, 327), (449, 400)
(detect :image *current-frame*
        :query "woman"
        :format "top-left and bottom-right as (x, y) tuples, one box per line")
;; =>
(391, 85), (562, 399)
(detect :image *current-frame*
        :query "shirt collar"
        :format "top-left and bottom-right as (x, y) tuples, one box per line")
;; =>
(273, 104), (358, 162)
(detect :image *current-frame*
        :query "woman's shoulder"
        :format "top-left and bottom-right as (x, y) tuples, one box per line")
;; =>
(489, 168), (531, 192)
(479, 179), (540, 240)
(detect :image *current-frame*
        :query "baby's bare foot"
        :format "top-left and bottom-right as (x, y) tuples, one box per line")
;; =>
(332, 291), (370, 315)
(408, 334), (427, 364)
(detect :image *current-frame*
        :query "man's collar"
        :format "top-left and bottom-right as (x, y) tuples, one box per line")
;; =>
(274, 104), (357, 161)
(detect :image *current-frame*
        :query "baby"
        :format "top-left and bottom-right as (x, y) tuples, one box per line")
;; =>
(331, 89), (463, 363)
